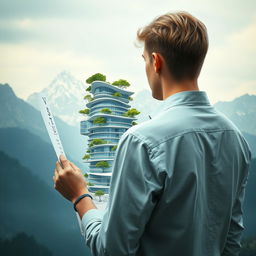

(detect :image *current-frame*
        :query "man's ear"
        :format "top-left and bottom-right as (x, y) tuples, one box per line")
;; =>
(152, 52), (162, 73)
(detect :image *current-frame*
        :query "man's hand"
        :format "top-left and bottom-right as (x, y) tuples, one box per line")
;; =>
(53, 154), (88, 203)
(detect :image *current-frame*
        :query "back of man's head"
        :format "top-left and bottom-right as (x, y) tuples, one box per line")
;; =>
(136, 11), (209, 82)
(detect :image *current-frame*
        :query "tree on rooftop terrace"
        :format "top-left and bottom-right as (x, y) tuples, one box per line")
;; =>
(95, 190), (105, 202)
(112, 79), (130, 89)
(86, 73), (106, 84)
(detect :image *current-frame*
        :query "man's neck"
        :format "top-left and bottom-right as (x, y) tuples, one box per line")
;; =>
(162, 79), (199, 100)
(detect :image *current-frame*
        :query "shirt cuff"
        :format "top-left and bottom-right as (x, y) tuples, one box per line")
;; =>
(81, 208), (106, 231)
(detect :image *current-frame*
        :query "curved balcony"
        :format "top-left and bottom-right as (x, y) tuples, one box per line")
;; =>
(94, 92), (130, 102)
(89, 132), (122, 139)
(88, 122), (131, 129)
(88, 185), (109, 194)
(91, 80), (134, 97)
(90, 104), (128, 113)
(86, 97), (131, 109)
(88, 168), (112, 173)
(90, 109), (126, 117)
(88, 112), (135, 122)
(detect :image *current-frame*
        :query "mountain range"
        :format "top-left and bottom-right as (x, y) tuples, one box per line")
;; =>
(0, 83), (88, 169)
(27, 70), (86, 126)
(0, 150), (91, 256)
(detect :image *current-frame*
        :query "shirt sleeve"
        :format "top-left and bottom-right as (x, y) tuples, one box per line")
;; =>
(80, 131), (165, 256)
(221, 146), (252, 256)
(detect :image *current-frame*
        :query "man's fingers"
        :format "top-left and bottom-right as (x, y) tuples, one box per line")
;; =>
(54, 169), (59, 178)
(59, 154), (70, 169)
(56, 161), (63, 173)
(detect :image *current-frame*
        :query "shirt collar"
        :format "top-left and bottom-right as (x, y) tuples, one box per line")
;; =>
(160, 90), (211, 112)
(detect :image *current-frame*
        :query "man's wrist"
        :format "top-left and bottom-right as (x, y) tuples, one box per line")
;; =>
(71, 190), (90, 204)
(75, 194), (97, 219)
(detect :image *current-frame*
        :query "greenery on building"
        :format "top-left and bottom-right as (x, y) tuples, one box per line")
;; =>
(112, 79), (130, 89)
(79, 108), (90, 114)
(95, 161), (110, 170)
(89, 138), (108, 147)
(84, 94), (94, 102)
(95, 190), (105, 202)
(111, 145), (118, 151)
(87, 182), (94, 186)
(112, 92), (122, 97)
(128, 96), (133, 101)
(82, 154), (90, 160)
(86, 149), (90, 153)
(132, 121), (138, 126)
(100, 108), (112, 114)
(86, 73), (106, 84)
(85, 85), (92, 92)
(84, 173), (89, 178)
(93, 116), (106, 124)
(122, 108), (140, 117)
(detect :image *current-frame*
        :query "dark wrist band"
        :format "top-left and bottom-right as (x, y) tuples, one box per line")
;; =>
(73, 193), (93, 212)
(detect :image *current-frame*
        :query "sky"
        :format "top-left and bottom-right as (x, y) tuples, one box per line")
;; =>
(0, 0), (256, 104)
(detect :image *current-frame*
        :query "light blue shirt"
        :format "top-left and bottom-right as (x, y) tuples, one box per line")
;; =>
(77, 90), (252, 256)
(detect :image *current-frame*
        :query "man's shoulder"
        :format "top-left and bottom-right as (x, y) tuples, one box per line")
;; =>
(122, 114), (175, 150)
(122, 105), (251, 153)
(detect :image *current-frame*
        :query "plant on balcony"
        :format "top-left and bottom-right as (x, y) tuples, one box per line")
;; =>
(112, 79), (130, 89)
(100, 108), (112, 114)
(86, 85), (91, 92)
(87, 182), (95, 186)
(122, 108), (140, 117)
(132, 121), (138, 126)
(112, 92), (122, 97)
(84, 94), (94, 102)
(96, 161), (110, 170)
(89, 139), (108, 147)
(82, 154), (90, 160)
(95, 190), (105, 202)
(86, 73), (106, 84)
(84, 173), (89, 178)
(93, 116), (106, 125)
(128, 96), (133, 101)
(111, 145), (117, 151)
(79, 108), (90, 114)
(86, 149), (90, 153)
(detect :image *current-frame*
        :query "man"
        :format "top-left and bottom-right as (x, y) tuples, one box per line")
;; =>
(53, 11), (252, 256)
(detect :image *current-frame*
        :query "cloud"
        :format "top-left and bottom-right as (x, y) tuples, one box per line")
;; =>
(0, 0), (255, 102)
(0, 43), (105, 98)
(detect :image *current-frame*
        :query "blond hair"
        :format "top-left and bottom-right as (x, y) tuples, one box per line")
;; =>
(136, 11), (209, 81)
